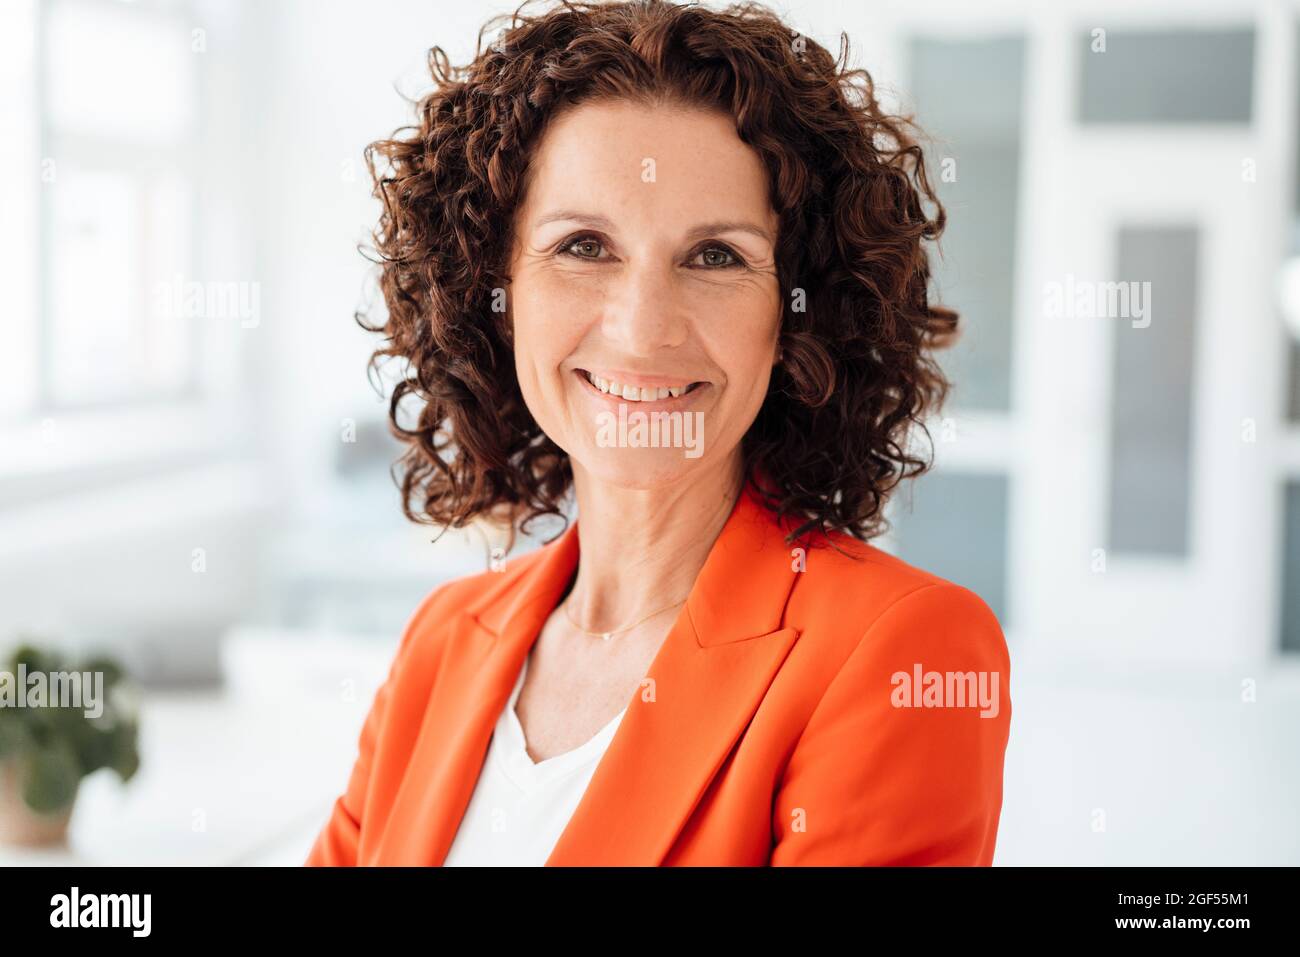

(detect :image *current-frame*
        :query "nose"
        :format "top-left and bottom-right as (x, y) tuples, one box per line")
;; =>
(599, 257), (689, 356)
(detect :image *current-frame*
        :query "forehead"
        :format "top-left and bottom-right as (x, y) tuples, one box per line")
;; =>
(518, 98), (776, 230)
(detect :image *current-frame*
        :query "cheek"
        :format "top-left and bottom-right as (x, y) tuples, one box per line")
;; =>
(513, 274), (595, 362)
(511, 284), (557, 376)
(509, 281), (591, 430)
(734, 359), (776, 426)
(711, 302), (780, 397)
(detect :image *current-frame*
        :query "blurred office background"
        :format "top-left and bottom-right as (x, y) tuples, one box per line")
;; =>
(0, 0), (1296, 865)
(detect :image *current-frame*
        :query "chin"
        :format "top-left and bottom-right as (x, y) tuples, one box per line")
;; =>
(572, 446), (708, 491)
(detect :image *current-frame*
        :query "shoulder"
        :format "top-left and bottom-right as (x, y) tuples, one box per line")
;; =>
(387, 536), (558, 667)
(786, 529), (1008, 678)
(771, 536), (1012, 865)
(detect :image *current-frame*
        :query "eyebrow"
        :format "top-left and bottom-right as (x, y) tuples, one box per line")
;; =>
(533, 209), (773, 245)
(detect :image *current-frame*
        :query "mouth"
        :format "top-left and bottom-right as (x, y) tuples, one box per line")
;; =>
(575, 369), (708, 402)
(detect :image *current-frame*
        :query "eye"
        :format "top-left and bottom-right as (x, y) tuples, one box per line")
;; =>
(556, 233), (606, 261)
(691, 244), (744, 269)
(556, 235), (746, 269)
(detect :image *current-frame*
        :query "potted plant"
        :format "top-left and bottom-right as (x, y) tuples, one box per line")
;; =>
(0, 642), (141, 846)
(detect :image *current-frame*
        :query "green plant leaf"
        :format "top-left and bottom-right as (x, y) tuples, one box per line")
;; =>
(107, 722), (141, 783)
(21, 742), (81, 813)
(0, 719), (32, 759)
(83, 655), (124, 687)
(0, 640), (142, 800)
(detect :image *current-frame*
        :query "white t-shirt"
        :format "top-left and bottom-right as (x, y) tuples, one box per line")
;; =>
(443, 653), (628, 866)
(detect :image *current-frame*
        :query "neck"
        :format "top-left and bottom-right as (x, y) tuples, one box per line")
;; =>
(564, 454), (745, 634)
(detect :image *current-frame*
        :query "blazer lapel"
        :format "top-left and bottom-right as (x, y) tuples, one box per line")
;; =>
(382, 481), (802, 866)
(377, 524), (582, 866)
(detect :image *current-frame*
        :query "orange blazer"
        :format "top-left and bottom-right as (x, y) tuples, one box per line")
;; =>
(305, 481), (1012, 866)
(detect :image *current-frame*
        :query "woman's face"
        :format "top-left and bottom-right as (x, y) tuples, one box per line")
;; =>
(507, 99), (782, 491)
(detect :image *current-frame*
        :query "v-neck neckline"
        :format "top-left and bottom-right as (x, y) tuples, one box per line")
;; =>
(493, 653), (628, 793)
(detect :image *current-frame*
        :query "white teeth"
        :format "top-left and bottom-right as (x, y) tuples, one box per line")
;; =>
(584, 371), (694, 401)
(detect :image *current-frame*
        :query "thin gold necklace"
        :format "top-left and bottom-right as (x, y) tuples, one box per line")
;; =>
(561, 593), (690, 642)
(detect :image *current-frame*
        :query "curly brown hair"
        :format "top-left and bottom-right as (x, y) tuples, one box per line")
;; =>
(360, 0), (958, 550)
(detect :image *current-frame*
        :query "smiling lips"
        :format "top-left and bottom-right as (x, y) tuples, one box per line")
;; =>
(579, 369), (705, 401)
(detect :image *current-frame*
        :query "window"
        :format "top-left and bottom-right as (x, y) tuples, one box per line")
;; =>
(7, 0), (200, 419)
(1106, 225), (1199, 557)
(1284, 482), (1300, 653)
(1280, 20), (1300, 653)
(0, 0), (40, 418)
(1078, 28), (1255, 125)
(888, 34), (1026, 630)
(908, 35), (1026, 413)
(891, 471), (1011, 626)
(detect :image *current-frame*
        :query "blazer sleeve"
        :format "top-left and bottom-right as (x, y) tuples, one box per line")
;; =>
(770, 582), (1012, 866)
(304, 584), (443, 867)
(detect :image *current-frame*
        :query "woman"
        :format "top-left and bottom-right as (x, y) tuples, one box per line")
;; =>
(307, 0), (1011, 867)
